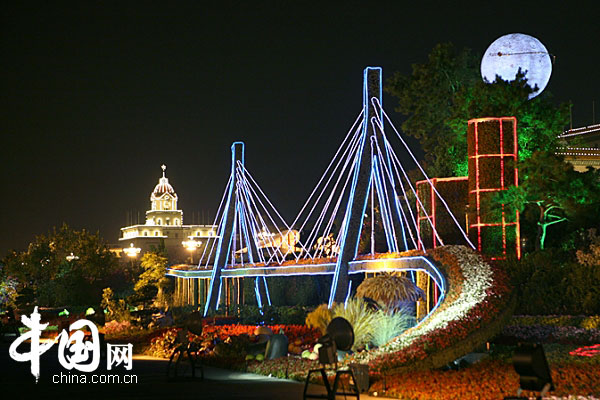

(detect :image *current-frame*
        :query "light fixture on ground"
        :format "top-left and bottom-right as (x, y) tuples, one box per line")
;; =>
(304, 317), (363, 400)
(504, 343), (554, 400)
(182, 239), (202, 264)
(66, 252), (79, 262)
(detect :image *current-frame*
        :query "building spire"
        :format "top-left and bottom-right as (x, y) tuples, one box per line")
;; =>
(161, 164), (167, 178)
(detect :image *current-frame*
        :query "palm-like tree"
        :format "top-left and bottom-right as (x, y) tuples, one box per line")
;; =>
(356, 273), (424, 310)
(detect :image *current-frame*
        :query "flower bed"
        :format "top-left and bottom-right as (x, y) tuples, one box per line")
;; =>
(351, 245), (514, 373)
(500, 325), (600, 345)
(509, 315), (600, 330)
(246, 356), (320, 380)
(368, 359), (600, 400)
(499, 315), (600, 345)
(146, 323), (320, 363)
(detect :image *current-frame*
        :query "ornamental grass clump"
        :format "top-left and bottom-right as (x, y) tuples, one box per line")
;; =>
(333, 298), (376, 351)
(371, 309), (415, 347)
(356, 273), (424, 311)
(305, 304), (333, 334)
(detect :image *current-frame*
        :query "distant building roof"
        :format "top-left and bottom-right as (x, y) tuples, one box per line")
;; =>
(558, 124), (600, 147)
(556, 124), (600, 171)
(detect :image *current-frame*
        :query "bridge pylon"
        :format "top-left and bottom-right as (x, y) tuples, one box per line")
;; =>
(328, 67), (406, 306)
(203, 142), (242, 315)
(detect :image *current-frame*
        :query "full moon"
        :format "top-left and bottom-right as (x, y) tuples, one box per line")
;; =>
(480, 33), (552, 99)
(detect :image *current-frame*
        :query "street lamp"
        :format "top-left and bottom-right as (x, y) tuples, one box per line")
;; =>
(182, 239), (202, 265)
(123, 243), (141, 258)
(66, 252), (79, 262)
(123, 243), (141, 269)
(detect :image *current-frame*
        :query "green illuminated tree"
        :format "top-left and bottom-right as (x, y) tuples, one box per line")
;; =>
(385, 43), (478, 177)
(386, 43), (569, 177)
(135, 251), (170, 306)
(1, 224), (119, 307)
(495, 152), (600, 251)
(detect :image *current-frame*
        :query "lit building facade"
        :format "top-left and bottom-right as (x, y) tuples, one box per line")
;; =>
(119, 165), (217, 264)
(557, 124), (600, 172)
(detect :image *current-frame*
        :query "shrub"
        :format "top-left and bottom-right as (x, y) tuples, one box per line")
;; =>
(103, 320), (139, 335)
(371, 309), (415, 347)
(101, 288), (131, 322)
(356, 273), (423, 310)
(278, 305), (308, 325)
(333, 298), (376, 351)
(264, 276), (321, 306)
(582, 315), (600, 330)
(0, 275), (18, 312)
(502, 249), (600, 315)
(147, 328), (181, 358)
(305, 304), (333, 334)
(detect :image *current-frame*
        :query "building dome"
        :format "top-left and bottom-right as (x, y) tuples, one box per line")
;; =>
(151, 164), (178, 200)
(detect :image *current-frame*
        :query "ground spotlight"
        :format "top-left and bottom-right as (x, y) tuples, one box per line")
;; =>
(504, 343), (554, 400)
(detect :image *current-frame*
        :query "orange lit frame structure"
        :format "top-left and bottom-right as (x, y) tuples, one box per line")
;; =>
(416, 176), (469, 307)
(416, 177), (469, 250)
(467, 117), (521, 260)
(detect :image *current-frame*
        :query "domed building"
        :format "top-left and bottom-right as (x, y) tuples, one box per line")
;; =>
(119, 165), (217, 264)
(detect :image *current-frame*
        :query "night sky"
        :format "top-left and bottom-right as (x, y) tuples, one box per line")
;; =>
(2, 2), (599, 255)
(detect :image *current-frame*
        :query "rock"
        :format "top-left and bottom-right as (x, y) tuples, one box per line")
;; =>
(254, 326), (273, 336)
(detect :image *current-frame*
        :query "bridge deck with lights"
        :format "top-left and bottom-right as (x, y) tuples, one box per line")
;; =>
(168, 256), (443, 284)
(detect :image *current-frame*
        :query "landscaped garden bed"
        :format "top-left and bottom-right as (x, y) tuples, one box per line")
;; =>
(145, 323), (320, 369)
(110, 245), (600, 397)
(350, 245), (515, 373)
(497, 315), (600, 345)
(368, 356), (600, 399)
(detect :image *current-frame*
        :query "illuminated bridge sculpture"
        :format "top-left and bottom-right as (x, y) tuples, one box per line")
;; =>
(167, 67), (476, 318)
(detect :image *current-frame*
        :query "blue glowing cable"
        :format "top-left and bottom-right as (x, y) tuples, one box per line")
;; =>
(299, 126), (363, 260)
(237, 175), (271, 264)
(238, 165), (290, 262)
(370, 97), (409, 251)
(381, 140), (420, 250)
(373, 133), (410, 253)
(330, 122), (371, 307)
(237, 175), (275, 264)
(376, 100), (475, 249)
(289, 109), (365, 232)
(254, 278), (263, 310)
(197, 174), (232, 267)
(373, 122), (444, 249)
(313, 142), (359, 259)
(378, 134), (430, 250)
(262, 276), (272, 306)
(292, 121), (364, 261)
(378, 132), (443, 248)
(372, 158), (395, 251)
(237, 172), (286, 264)
(344, 280), (353, 308)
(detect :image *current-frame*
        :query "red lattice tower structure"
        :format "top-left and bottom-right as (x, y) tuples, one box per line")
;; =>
(467, 117), (521, 260)
(416, 177), (468, 250)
